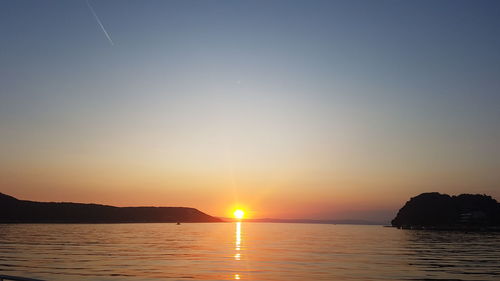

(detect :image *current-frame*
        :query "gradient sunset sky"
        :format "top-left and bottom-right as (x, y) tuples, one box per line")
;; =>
(1, 0), (499, 221)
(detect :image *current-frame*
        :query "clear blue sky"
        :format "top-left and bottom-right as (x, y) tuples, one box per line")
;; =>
(1, 0), (499, 221)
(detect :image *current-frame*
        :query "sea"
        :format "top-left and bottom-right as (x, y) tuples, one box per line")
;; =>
(0, 223), (499, 281)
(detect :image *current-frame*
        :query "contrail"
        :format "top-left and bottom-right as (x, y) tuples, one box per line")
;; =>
(86, 0), (114, 45)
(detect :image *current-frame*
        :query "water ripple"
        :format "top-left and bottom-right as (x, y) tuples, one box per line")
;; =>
(0, 223), (499, 280)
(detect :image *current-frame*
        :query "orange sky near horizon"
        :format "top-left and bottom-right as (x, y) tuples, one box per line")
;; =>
(2, 154), (498, 221)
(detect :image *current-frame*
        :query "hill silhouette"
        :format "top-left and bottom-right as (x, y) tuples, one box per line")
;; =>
(392, 192), (500, 230)
(0, 192), (221, 223)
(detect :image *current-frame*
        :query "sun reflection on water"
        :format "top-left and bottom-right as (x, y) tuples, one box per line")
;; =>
(235, 221), (241, 251)
(234, 221), (242, 279)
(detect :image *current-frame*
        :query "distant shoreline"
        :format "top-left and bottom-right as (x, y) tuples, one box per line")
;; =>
(220, 218), (386, 225)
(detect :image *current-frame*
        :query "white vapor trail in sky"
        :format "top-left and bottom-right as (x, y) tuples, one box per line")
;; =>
(86, 0), (114, 45)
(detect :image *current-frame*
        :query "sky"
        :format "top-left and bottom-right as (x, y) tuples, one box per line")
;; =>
(1, 0), (500, 222)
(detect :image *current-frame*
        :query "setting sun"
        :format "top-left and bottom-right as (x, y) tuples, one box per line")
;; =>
(233, 209), (245, 220)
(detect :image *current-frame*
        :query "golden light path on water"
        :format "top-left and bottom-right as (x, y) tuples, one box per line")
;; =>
(234, 221), (242, 279)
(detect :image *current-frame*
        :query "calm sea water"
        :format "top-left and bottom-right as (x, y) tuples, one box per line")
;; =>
(0, 223), (499, 281)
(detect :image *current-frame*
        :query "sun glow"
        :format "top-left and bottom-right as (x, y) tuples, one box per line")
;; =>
(233, 209), (245, 220)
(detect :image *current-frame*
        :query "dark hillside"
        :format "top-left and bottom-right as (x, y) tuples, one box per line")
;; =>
(0, 192), (221, 223)
(392, 192), (500, 229)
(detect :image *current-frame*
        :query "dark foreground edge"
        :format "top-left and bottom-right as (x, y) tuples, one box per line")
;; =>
(0, 275), (45, 281)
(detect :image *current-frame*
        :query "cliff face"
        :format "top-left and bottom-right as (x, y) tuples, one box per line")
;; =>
(391, 192), (500, 228)
(0, 192), (221, 223)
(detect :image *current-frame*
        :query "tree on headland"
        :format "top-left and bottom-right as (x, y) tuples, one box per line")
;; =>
(391, 192), (500, 229)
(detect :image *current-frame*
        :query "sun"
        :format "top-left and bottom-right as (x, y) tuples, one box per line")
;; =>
(233, 209), (245, 220)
